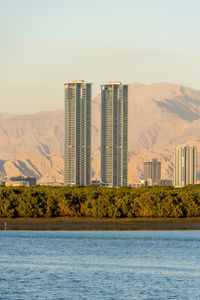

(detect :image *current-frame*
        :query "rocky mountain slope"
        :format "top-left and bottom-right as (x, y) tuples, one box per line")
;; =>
(1, 82), (200, 184)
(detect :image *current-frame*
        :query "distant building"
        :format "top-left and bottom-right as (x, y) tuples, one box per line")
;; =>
(64, 80), (92, 186)
(143, 158), (161, 186)
(4, 176), (37, 187)
(139, 180), (147, 187)
(91, 180), (101, 186)
(130, 180), (147, 188)
(146, 178), (153, 186)
(159, 179), (172, 186)
(174, 145), (197, 187)
(130, 178), (172, 188)
(101, 82), (128, 187)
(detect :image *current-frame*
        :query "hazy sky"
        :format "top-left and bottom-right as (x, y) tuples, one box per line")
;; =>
(1, 0), (200, 114)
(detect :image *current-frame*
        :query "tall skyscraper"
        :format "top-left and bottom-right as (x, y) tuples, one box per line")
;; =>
(174, 145), (197, 187)
(64, 80), (92, 186)
(101, 82), (128, 187)
(143, 158), (161, 186)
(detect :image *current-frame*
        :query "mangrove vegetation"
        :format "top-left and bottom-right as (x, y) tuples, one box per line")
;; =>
(0, 185), (200, 218)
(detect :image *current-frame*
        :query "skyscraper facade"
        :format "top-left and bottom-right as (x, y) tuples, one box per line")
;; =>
(64, 80), (91, 186)
(174, 145), (197, 187)
(101, 82), (128, 187)
(143, 158), (161, 185)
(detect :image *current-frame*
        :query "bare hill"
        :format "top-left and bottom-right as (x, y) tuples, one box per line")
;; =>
(1, 82), (200, 184)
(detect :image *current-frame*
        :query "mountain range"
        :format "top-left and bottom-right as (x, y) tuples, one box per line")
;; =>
(1, 82), (200, 184)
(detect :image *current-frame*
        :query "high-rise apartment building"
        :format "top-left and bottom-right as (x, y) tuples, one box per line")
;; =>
(101, 82), (128, 187)
(174, 145), (197, 187)
(64, 80), (92, 185)
(143, 158), (161, 186)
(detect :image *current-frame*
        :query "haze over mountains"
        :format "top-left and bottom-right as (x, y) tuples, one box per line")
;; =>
(1, 82), (200, 184)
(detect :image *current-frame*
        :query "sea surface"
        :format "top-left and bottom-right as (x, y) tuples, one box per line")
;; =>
(0, 230), (200, 300)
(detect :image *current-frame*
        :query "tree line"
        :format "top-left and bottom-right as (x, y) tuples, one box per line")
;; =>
(0, 185), (200, 218)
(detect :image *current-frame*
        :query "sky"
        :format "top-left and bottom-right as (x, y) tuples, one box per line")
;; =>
(0, 0), (200, 114)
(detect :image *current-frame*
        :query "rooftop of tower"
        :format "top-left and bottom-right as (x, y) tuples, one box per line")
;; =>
(64, 80), (92, 86)
(108, 81), (122, 85)
(101, 82), (128, 86)
(72, 80), (85, 83)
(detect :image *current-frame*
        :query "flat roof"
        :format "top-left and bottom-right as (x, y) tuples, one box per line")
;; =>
(64, 81), (92, 85)
(101, 82), (128, 86)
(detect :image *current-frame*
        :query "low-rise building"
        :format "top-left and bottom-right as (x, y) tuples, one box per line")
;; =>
(159, 179), (173, 186)
(4, 176), (37, 187)
(91, 180), (101, 186)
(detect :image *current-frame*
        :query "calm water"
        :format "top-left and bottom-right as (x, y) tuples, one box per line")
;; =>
(0, 231), (200, 300)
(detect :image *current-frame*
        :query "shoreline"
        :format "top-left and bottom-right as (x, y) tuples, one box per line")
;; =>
(1, 217), (200, 230)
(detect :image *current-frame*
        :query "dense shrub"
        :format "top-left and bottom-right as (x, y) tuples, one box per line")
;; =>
(0, 185), (200, 218)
